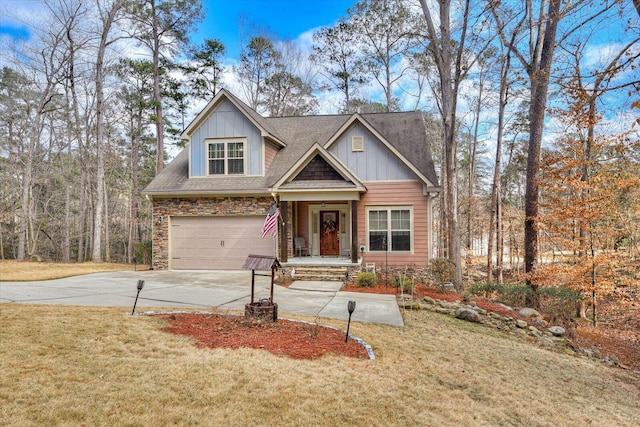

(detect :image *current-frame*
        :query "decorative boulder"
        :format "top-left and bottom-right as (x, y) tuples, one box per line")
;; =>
(515, 319), (528, 329)
(423, 296), (436, 305)
(455, 307), (480, 323)
(518, 307), (541, 318)
(547, 326), (566, 337)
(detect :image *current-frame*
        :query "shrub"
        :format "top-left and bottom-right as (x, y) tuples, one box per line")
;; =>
(134, 241), (152, 266)
(394, 274), (413, 293)
(429, 257), (453, 284)
(467, 281), (531, 308)
(357, 272), (377, 287)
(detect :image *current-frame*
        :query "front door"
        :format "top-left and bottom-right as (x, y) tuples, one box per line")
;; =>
(320, 211), (340, 256)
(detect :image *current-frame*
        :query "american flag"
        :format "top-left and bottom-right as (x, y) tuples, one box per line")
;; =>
(261, 204), (280, 238)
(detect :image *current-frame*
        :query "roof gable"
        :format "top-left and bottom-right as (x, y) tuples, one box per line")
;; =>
(181, 89), (286, 148)
(323, 113), (438, 187)
(270, 143), (365, 192)
(293, 155), (348, 182)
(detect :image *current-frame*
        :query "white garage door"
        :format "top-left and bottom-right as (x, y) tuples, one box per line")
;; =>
(170, 216), (276, 270)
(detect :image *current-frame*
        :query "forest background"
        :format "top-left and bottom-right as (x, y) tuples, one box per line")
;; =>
(0, 0), (639, 323)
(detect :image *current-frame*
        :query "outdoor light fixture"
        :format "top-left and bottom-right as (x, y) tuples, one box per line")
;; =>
(345, 300), (356, 342)
(156, 215), (163, 225)
(344, 271), (349, 286)
(321, 201), (326, 208)
(131, 280), (145, 315)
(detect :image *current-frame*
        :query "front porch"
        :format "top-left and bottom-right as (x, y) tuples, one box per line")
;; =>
(278, 199), (361, 265)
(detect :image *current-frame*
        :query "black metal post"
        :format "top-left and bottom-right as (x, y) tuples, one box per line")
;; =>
(345, 300), (356, 342)
(251, 269), (255, 304)
(131, 279), (145, 315)
(384, 237), (388, 290)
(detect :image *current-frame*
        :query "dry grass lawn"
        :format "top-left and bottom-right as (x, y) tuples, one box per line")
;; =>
(1, 304), (638, 426)
(0, 260), (144, 281)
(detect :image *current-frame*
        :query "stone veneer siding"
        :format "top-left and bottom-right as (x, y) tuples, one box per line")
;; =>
(151, 196), (275, 270)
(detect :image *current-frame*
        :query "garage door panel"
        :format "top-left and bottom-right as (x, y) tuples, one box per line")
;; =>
(170, 216), (275, 270)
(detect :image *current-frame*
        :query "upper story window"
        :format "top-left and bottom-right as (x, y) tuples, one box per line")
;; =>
(207, 139), (245, 175)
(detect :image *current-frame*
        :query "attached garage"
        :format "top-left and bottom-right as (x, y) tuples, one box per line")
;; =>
(170, 216), (276, 270)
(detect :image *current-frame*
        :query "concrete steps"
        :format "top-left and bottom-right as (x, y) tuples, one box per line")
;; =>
(288, 265), (348, 282)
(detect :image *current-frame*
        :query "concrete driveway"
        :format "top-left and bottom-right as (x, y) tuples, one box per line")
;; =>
(0, 270), (404, 326)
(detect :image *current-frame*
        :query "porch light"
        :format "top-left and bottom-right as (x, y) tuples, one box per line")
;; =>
(321, 201), (326, 207)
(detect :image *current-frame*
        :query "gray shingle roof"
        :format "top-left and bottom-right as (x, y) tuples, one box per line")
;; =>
(143, 92), (439, 197)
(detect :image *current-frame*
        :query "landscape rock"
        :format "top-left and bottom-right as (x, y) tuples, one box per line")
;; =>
(400, 300), (425, 310)
(401, 293), (573, 358)
(516, 319), (528, 329)
(423, 296), (436, 305)
(547, 326), (566, 337)
(537, 337), (556, 347)
(582, 348), (602, 359)
(455, 307), (481, 323)
(518, 307), (541, 318)
(533, 318), (548, 328)
(497, 303), (513, 311)
(527, 326), (542, 337)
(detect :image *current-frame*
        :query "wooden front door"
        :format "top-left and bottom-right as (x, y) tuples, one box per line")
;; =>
(320, 211), (339, 256)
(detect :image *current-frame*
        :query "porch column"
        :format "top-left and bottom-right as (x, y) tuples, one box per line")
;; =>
(279, 200), (288, 262)
(351, 200), (358, 263)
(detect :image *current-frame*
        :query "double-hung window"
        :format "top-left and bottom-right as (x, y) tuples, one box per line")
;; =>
(368, 207), (412, 252)
(207, 139), (245, 175)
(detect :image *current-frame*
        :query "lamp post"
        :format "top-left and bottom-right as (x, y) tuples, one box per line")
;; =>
(383, 236), (388, 290)
(345, 300), (356, 342)
(131, 280), (145, 315)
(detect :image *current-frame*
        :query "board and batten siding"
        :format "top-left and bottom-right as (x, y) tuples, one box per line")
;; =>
(329, 123), (414, 181)
(190, 99), (263, 177)
(358, 181), (431, 267)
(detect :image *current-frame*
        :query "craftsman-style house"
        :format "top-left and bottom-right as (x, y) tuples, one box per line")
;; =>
(143, 89), (439, 271)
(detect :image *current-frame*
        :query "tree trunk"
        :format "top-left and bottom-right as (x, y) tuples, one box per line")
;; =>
(419, 0), (463, 290)
(147, 0), (164, 174)
(524, 0), (562, 307)
(488, 46), (511, 284)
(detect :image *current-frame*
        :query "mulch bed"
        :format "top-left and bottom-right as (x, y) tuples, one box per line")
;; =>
(158, 281), (639, 374)
(158, 313), (370, 360)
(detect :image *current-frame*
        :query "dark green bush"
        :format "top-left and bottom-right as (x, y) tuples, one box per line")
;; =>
(134, 240), (152, 266)
(357, 271), (377, 287)
(394, 274), (413, 293)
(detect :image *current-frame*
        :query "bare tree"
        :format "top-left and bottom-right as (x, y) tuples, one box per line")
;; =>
(311, 18), (369, 113)
(91, 0), (126, 262)
(126, 0), (203, 174)
(418, 0), (494, 290)
(349, 0), (421, 111)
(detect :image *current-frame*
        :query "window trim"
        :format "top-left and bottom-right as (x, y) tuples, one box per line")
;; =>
(366, 206), (413, 253)
(206, 138), (247, 176)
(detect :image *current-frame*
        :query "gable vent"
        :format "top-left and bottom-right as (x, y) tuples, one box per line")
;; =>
(351, 135), (364, 152)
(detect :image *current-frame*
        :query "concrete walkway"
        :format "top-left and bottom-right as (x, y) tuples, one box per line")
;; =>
(0, 270), (404, 326)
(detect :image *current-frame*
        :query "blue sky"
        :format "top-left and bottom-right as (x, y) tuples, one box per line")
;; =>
(197, 0), (356, 58)
(0, 0), (356, 60)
